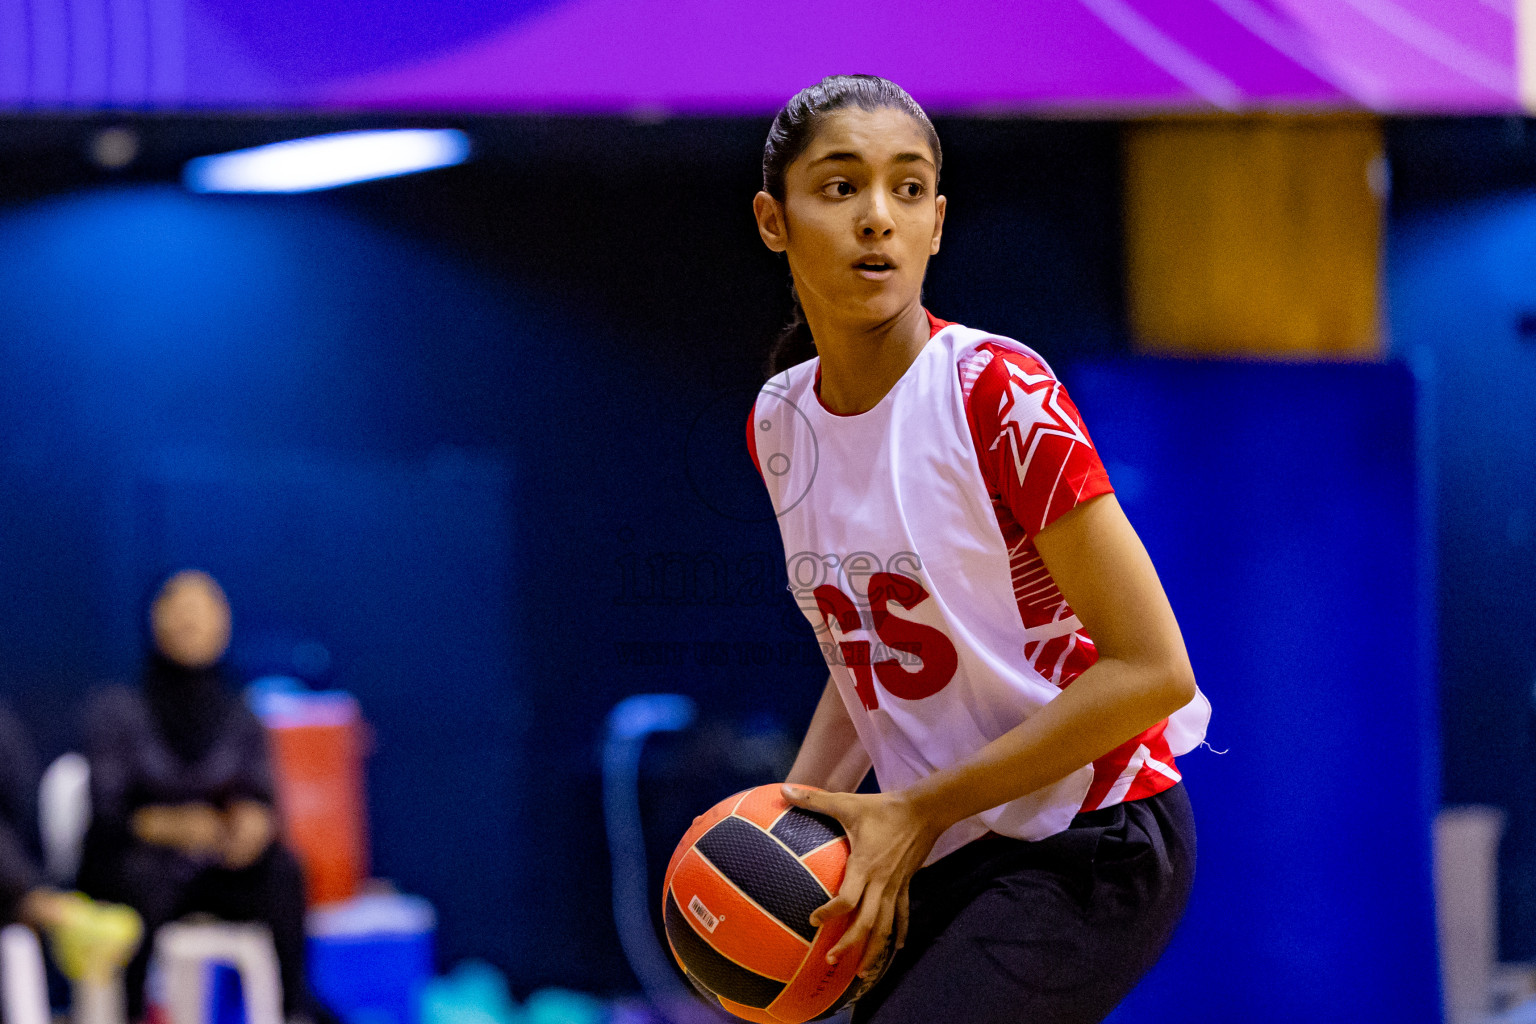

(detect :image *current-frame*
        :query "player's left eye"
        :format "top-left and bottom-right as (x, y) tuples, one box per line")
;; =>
(897, 182), (924, 198)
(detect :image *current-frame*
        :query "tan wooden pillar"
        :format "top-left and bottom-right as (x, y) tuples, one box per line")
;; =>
(1123, 115), (1385, 358)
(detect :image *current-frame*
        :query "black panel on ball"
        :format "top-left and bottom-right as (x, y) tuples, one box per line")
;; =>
(695, 817), (828, 941)
(664, 891), (787, 1009)
(770, 808), (846, 856)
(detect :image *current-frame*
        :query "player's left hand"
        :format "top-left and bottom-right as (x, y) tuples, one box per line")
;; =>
(780, 784), (943, 983)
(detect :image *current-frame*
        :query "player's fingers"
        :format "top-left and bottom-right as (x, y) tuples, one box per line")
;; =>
(894, 884), (911, 952)
(811, 891), (857, 928)
(827, 890), (885, 964)
(856, 899), (896, 979)
(812, 858), (868, 927)
(830, 894), (885, 970)
(781, 784), (854, 823)
(781, 783), (822, 806)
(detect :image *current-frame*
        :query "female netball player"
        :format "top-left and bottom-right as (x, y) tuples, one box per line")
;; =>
(743, 76), (1212, 1024)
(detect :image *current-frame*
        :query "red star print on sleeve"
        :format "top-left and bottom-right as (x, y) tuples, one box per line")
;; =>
(964, 343), (1113, 539)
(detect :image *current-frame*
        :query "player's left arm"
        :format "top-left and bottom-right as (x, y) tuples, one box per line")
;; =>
(904, 491), (1195, 818)
(786, 675), (873, 794)
(783, 491), (1197, 978)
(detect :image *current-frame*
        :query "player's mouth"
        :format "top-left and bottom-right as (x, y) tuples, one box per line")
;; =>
(853, 254), (897, 280)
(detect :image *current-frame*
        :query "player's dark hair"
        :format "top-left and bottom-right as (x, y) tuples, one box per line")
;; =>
(761, 75), (942, 378)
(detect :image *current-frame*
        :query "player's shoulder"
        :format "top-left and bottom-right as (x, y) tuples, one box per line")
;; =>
(940, 321), (1059, 407)
(752, 353), (818, 408)
(746, 354), (819, 479)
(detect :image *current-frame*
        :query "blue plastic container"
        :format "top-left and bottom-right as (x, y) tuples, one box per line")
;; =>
(307, 895), (437, 1024)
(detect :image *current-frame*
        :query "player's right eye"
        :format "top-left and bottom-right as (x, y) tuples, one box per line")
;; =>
(820, 180), (856, 198)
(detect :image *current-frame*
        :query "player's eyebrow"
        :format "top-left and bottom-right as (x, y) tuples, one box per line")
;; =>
(808, 151), (934, 169)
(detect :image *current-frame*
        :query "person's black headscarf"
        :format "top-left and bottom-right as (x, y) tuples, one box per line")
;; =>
(139, 572), (237, 766)
(141, 650), (236, 766)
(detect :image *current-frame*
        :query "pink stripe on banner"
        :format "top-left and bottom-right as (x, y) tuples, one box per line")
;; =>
(1074, 0), (1244, 108)
(1384, 0), (1514, 70)
(320, 0), (1195, 112)
(1274, 0), (1516, 109)
(1117, 0), (1344, 103)
(11, 0), (1522, 112)
(314, 0), (1511, 112)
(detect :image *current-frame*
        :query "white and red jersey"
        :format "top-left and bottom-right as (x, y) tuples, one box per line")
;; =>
(747, 311), (1211, 865)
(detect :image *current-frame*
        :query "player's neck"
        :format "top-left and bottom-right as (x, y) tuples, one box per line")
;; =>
(807, 303), (930, 415)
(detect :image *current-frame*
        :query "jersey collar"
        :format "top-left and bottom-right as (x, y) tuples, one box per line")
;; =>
(811, 308), (953, 417)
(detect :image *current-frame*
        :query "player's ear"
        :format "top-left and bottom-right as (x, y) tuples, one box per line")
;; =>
(754, 191), (788, 253)
(930, 193), (946, 256)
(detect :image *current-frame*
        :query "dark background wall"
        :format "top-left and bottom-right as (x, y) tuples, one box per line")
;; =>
(0, 116), (1129, 992)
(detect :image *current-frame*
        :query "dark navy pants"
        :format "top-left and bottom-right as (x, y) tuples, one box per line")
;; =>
(851, 782), (1195, 1024)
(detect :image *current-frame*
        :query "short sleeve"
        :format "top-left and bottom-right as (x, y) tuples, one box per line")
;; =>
(746, 399), (763, 481)
(965, 344), (1113, 539)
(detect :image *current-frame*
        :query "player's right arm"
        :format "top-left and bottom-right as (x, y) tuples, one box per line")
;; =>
(786, 676), (870, 793)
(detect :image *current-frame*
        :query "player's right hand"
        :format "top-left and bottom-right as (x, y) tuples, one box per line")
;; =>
(781, 784), (941, 983)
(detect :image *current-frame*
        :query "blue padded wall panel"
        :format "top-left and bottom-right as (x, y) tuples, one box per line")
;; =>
(1068, 360), (1439, 1024)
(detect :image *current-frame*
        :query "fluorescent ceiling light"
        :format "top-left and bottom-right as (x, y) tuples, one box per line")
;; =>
(184, 129), (470, 194)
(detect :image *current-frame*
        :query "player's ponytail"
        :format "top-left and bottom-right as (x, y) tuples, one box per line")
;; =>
(761, 75), (941, 379)
(765, 286), (815, 379)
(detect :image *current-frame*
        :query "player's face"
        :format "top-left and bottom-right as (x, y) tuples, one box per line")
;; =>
(759, 107), (945, 328)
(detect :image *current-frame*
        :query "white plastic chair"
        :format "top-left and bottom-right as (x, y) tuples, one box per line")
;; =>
(0, 923), (51, 1024)
(0, 752), (96, 1024)
(155, 921), (283, 1024)
(38, 752), (284, 1024)
(39, 752), (128, 1024)
(40, 753), (92, 885)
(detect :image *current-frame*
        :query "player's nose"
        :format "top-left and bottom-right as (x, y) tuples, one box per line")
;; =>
(858, 191), (896, 237)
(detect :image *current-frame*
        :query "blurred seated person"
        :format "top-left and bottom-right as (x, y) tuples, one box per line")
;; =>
(77, 570), (324, 1024)
(0, 701), (141, 984)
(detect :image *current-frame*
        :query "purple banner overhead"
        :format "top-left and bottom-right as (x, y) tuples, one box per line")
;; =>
(0, 0), (1523, 113)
